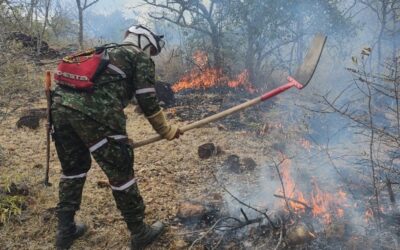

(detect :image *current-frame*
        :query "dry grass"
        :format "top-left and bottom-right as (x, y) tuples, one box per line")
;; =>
(0, 96), (272, 249)
(0, 43), (45, 123)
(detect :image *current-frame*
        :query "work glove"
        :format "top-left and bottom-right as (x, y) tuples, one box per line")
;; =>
(147, 110), (182, 140)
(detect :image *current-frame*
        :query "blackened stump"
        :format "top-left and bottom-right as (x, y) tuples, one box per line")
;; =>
(198, 143), (216, 159)
(155, 81), (175, 107)
(225, 154), (241, 173)
(242, 157), (257, 171)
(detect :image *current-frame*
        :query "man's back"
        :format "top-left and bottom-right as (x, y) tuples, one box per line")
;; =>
(53, 45), (155, 131)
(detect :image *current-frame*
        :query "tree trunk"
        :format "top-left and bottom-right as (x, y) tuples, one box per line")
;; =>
(36, 0), (51, 55)
(208, 19), (222, 69)
(76, 0), (84, 49)
(27, 0), (39, 30)
(210, 33), (221, 68)
(296, 19), (304, 66)
(376, 1), (388, 73)
(391, 2), (397, 63)
(245, 27), (256, 86)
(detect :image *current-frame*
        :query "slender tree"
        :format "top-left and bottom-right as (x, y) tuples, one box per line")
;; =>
(320, 52), (400, 226)
(75, 0), (99, 48)
(36, 0), (52, 55)
(144, 0), (224, 68)
(360, 0), (400, 70)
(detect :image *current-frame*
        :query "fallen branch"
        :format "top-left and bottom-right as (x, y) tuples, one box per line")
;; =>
(241, 208), (249, 222)
(273, 158), (294, 216)
(188, 217), (226, 250)
(214, 217), (263, 231)
(188, 216), (262, 249)
(273, 194), (313, 211)
(212, 172), (277, 229)
(273, 216), (284, 250)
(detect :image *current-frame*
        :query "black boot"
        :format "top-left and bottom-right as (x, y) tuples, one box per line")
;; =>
(56, 212), (87, 250)
(131, 221), (165, 250)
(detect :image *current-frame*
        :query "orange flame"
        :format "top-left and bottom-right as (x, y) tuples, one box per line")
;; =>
(276, 154), (350, 225)
(364, 208), (374, 223)
(172, 51), (256, 93)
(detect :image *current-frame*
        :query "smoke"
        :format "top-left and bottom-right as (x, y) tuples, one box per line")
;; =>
(212, 3), (400, 246)
(82, 0), (399, 246)
(84, 10), (137, 42)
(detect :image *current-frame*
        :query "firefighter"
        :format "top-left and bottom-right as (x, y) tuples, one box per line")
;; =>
(52, 25), (180, 249)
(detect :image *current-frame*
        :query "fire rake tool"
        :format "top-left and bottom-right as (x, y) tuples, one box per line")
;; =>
(133, 34), (327, 149)
(44, 71), (52, 186)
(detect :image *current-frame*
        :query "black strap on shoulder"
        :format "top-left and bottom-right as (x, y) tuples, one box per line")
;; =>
(95, 43), (140, 53)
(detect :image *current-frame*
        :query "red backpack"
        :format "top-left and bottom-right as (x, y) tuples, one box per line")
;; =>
(54, 45), (126, 90)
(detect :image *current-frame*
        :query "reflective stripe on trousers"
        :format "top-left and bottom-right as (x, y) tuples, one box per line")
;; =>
(89, 135), (128, 153)
(110, 178), (136, 191)
(60, 172), (87, 179)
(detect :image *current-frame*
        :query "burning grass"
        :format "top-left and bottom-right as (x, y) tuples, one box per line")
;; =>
(274, 156), (351, 226)
(172, 51), (256, 93)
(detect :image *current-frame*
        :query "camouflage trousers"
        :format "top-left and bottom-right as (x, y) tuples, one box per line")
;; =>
(51, 103), (145, 232)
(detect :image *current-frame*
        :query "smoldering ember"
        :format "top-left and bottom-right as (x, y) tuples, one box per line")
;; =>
(1, 1), (400, 250)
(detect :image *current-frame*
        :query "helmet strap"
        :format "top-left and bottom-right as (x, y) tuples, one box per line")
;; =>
(138, 34), (142, 50)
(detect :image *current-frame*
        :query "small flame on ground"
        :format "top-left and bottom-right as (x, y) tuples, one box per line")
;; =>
(172, 51), (256, 93)
(364, 208), (374, 223)
(276, 153), (350, 225)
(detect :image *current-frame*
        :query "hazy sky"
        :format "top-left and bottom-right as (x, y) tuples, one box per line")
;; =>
(91, 0), (148, 16)
(90, 0), (211, 18)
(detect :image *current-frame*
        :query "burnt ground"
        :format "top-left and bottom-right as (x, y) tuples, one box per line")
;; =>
(0, 98), (276, 250)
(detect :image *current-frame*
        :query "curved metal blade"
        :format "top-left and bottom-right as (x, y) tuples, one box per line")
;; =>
(294, 34), (327, 88)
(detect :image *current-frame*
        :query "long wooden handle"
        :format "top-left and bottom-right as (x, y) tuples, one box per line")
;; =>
(44, 71), (52, 186)
(132, 77), (303, 148)
(45, 71), (51, 90)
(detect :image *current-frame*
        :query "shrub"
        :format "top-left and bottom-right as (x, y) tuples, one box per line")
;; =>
(0, 194), (26, 225)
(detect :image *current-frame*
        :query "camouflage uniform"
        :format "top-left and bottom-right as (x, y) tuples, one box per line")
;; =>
(51, 44), (161, 232)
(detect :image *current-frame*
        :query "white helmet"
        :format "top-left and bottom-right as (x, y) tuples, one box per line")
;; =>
(127, 25), (165, 56)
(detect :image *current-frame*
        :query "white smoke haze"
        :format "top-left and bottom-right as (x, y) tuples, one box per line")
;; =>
(205, 2), (400, 247)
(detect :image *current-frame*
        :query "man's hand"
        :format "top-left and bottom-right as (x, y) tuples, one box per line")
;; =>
(164, 125), (183, 140)
(171, 127), (183, 140)
(147, 110), (183, 140)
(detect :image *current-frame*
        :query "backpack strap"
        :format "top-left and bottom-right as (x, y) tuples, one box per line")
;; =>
(101, 43), (141, 51)
(107, 64), (126, 78)
(92, 43), (142, 81)
(101, 43), (142, 79)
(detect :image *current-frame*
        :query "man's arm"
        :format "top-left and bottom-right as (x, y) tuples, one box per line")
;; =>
(134, 53), (179, 140)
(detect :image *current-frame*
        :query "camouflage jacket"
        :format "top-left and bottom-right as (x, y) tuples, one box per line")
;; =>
(52, 44), (161, 132)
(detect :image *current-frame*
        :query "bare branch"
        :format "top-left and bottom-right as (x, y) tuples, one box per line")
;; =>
(82, 0), (99, 10)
